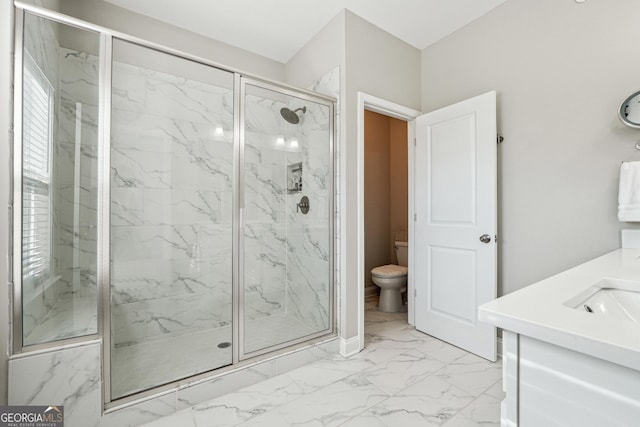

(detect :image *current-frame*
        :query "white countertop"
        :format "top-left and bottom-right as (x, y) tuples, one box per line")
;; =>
(479, 249), (640, 371)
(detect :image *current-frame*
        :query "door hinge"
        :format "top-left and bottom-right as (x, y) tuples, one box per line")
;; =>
(414, 213), (417, 222)
(414, 138), (417, 146)
(497, 134), (504, 144)
(414, 288), (417, 298)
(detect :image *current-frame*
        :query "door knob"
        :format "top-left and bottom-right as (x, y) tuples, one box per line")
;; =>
(479, 234), (491, 244)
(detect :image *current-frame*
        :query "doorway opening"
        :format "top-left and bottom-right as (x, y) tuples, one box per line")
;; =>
(363, 110), (408, 302)
(356, 93), (421, 352)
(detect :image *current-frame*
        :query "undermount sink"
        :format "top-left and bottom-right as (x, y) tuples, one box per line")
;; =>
(564, 278), (640, 323)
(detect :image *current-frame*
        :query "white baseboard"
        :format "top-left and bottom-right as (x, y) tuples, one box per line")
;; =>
(339, 336), (361, 358)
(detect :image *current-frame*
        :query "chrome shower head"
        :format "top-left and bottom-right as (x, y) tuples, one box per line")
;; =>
(280, 106), (306, 124)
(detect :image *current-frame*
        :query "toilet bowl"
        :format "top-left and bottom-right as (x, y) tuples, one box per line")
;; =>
(371, 240), (408, 312)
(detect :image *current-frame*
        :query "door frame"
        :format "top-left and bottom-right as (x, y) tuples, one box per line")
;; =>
(356, 92), (421, 350)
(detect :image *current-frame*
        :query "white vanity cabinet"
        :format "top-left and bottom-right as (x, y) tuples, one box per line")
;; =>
(480, 245), (640, 426)
(500, 331), (640, 426)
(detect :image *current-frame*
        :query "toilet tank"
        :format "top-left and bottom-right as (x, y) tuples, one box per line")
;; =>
(395, 241), (408, 267)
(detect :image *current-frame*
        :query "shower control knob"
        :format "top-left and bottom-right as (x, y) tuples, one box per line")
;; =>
(479, 234), (491, 244)
(297, 196), (310, 214)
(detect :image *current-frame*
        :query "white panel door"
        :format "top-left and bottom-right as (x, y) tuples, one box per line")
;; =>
(414, 91), (497, 361)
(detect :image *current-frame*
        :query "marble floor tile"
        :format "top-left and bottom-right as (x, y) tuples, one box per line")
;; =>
(484, 379), (505, 401)
(345, 376), (476, 426)
(145, 296), (503, 427)
(412, 337), (469, 365)
(435, 353), (503, 397)
(243, 376), (389, 427)
(355, 347), (446, 395)
(459, 393), (502, 426)
(186, 369), (317, 425)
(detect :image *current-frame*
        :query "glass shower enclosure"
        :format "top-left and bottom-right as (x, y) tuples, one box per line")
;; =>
(13, 5), (335, 404)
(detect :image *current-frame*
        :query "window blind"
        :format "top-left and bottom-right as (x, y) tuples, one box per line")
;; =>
(22, 54), (53, 283)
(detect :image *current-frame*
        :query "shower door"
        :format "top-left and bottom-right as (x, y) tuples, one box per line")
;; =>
(109, 39), (235, 399)
(241, 80), (334, 357)
(14, 4), (336, 405)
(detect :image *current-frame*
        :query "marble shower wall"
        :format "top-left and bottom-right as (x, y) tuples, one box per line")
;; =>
(243, 92), (289, 325)
(284, 74), (335, 334)
(244, 73), (336, 340)
(56, 48), (99, 302)
(21, 12), (100, 344)
(109, 56), (235, 346)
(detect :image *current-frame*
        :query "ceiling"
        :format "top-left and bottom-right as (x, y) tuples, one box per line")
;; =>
(104, 0), (509, 63)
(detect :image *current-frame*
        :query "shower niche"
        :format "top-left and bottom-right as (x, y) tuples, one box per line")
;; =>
(287, 162), (303, 192)
(13, 8), (335, 405)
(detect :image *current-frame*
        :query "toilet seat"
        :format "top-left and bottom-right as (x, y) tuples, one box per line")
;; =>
(371, 264), (407, 278)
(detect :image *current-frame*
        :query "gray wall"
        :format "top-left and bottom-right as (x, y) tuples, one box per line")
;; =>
(344, 10), (421, 337)
(60, 0), (285, 81)
(285, 11), (345, 89)
(0, 0), (13, 406)
(364, 111), (392, 288)
(288, 10), (422, 340)
(422, 0), (640, 295)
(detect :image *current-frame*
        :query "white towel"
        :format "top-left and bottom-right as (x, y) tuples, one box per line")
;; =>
(618, 161), (640, 222)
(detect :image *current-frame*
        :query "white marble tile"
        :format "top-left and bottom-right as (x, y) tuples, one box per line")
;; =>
(244, 313), (314, 354)
(112, 61), (147, 113)
(111, 325), (233, 398)
(24, 12), (59, 89)
(345, 377), (475, 426)
(435, 353), (503, 397)
(140, 410), (196, 427)
(308, 66), (340, 101)
(111, 148), (172, 190)
(143, 189), (224, 225)
(365, 323), (431, 351)
(458, 393), (502, 426)
(111, 290), (231, 345)
(111, 259), (230, 305)
(244, 95), (285, 136)
(146, 301), (503, 427)
(146, 75), (225, 126)
(355, 347), (446, 395)
(60, 48), (100, 106)
(244, 376), (388, 427)
(101, 392), (177, 427)
(412, 337), (469, 365)
(441, 413), (485, 427)
(110, 110), (173, 154)
(483, 379), (505, 401)
(184, 373), (309, 426)
(111, 187), (145, 226)
(176, 361), (277, 409)
(171, 152), (232, 192)
(273, 341), (342, 376)
(285, 252), (330, 332)
(282, 355), (374, 390)
(9, 342), (101, 427)
(24, 296), (97, 344)
(286, 223), (330, 262)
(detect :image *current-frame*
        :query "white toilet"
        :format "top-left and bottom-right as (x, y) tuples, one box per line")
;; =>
(371, 240), (408, 312)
